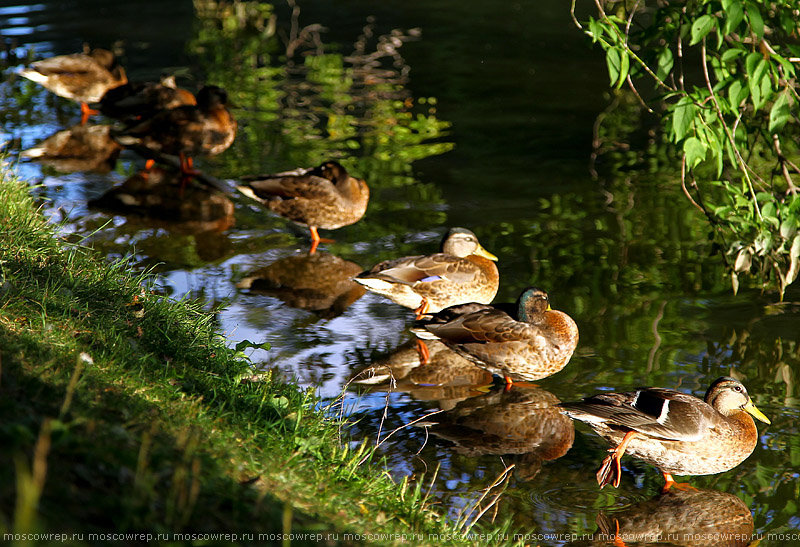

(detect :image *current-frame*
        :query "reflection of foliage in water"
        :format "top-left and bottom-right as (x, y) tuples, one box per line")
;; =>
(187, 0), (453, 181)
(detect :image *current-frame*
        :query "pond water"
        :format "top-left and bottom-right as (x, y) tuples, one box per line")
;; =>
(2, 0), (799, 544)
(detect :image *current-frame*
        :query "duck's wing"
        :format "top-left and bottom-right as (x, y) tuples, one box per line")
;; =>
(560, 388), (715, 441)
(422, 308), (541, 345)
(361, 253), (481, 286)
(239, 172), (336, 201)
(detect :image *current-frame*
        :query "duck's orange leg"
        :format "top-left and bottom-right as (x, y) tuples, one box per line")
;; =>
(597, 430), (639, 488)
(80, 102), (100, 125)
(661, 472), (696, 493)
(415, 339), (430, 365)
(178, 154), (202, 194)
(413, 298), (430, 320)
(308, 226), (334, 255)
(139, 158), (156, 180)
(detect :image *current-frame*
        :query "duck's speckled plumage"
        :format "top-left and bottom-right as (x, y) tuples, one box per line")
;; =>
(116, 85), (236, 159)
(414, 287), (578, 383)
(238, 161), (369, 232)
(355, 227), (499, 316)
(20, 48), (127, 104)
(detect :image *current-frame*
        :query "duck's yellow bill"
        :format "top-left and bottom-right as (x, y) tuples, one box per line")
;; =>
(744, 399), (771, 424)
(474, 245), (498, 261)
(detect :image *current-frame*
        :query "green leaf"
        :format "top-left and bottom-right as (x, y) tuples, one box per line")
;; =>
(656, 47), (674, 82)
(684, 137), (707, 169)
(605, 47), (621, 87)
(234, 339), (272, 352)
(720, 48), (743, 64)
(616, 49), (630, 89)
(769, 91), (791, 134)
(762, 201), (778, 222)
(588, 18), (603, 43)
(672, 96), (697, 140)
(690, 15), (717, 46)
(722, 0), (744, 35)
(746, 2), (764, 39)
(780, 215), (797, 240)
(745, 51), (761, 73)
(728, 80), (749, 107)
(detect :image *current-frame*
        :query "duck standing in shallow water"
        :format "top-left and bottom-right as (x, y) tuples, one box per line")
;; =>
(355, 227), (499, 318)
(237, 161), (369, 255)
(559, 376), (770, 491)
(20, 47), (127, 124)
(414, 287), (578, 387)
(114, 85), (237, 179)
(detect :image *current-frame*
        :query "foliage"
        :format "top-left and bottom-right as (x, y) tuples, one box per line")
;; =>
(572, 0), (800, 299)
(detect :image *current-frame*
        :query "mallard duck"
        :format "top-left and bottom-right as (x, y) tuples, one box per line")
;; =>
(97, 75), (196, 124)
(355, 227), (499, 318)
(114, 85), (237, 178)
(237, 161), (369, 255)
(20, 48), (127, 124)
(413, 287), (578, 387)
(559, 377), (770, 491)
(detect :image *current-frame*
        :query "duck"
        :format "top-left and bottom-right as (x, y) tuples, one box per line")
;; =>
(114, 85), (236, 179)
(237, 161), (369, 255)
(558, 376), (771, 491)
(20, 47), (127, 124)
(355, 227), (499, 318)
(97, 74), (196, 124)
(413, 287), (578, 387)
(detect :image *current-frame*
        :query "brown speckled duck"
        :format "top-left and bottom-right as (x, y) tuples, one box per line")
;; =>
(20, 48), (127, 124)
(115, 85), (237, 178)
(414, 287), (578, 387)
(355, 227), (499, 318)
(237, 161), (369, 255)
(559, 377), (770, 491)
(97, 75), (196, 124)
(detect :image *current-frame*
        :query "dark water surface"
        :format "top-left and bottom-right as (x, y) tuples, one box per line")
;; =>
(2, 0), (799, 544)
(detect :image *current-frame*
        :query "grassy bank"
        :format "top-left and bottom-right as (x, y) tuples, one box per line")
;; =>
(0, 169), (496, 545)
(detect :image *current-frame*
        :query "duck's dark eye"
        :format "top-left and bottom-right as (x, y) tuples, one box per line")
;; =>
(733, 385), (743, 393)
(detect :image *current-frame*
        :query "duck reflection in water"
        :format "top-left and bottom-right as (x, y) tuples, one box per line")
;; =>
(352, 342), (574, 480)
(420, 383), (575, 481)
(20, 124), (122, 174)
(236, 251), (366, 319)
(352, 339), (494, 408)
(89, 166), (235, 234)
(567, 487), (753, 547)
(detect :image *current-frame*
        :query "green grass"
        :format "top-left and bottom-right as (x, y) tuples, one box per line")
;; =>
(0, 168), (512, 545)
